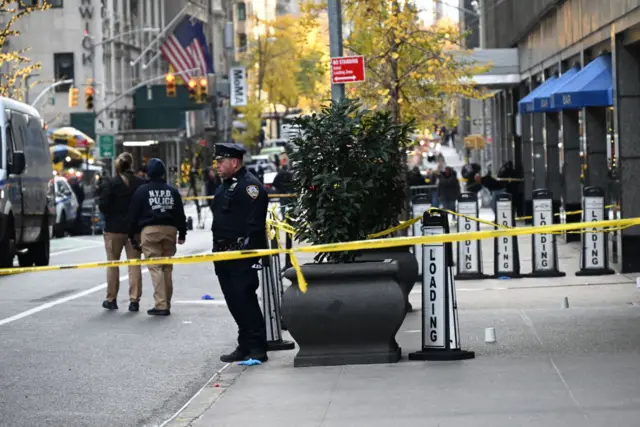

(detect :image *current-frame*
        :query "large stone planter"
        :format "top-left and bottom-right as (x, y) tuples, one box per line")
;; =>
(282, 260), (406, 367)
(356, 246), (419, 313)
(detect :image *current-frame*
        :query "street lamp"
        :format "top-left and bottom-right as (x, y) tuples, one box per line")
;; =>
(31, 79), (74, 107)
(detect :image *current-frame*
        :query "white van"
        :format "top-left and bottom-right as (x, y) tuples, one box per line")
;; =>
(0, 98), (54, 268)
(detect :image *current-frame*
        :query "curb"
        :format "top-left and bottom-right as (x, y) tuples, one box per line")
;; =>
(158, 362), (248, 427)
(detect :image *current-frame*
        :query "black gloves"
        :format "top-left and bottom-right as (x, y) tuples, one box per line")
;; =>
(129, 236), (141, 252)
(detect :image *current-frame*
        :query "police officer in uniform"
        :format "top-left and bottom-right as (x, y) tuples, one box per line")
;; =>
(212, 143), (269, 363)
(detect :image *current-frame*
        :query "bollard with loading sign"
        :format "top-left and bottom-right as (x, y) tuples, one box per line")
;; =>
(576, 186), (615, 276)
(528, 189), (565, 277)
(409, 209), (475, 361)
(493, 192), (522, 278)
(411, 194), (432, 275)
(454, 192), (488, 280)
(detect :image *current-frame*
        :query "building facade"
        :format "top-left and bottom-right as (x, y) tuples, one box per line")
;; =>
(482, 0), (640, 273)
(8, 0), (237, 182)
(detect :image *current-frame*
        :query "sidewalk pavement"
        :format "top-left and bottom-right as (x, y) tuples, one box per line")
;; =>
(164, 209), (640, 427)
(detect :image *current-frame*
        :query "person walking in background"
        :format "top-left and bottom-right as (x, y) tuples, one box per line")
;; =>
(136, 166), (147, 180)
(99, 153), (146, 312)
(204, 164), (222, 216)
(498, 160), (519, 200)
(68, 176), (85, 231)
(272, 164), (294, 219)
(425, 169), (439, 207)
(129, 158), (187, 316)
(437, 166), (460, 213)
(408, 166), (425, 187)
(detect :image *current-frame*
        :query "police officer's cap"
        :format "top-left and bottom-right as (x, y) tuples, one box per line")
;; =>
(215, 142), (246, 160)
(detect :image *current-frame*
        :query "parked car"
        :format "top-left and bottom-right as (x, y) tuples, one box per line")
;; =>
(53, 176), (78, 238)
(0, 97), (54, 268)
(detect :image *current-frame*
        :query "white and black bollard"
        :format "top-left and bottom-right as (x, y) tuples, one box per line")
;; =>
(411, 196), (432, 275)
(576, 186), (615, 276)
(528, 189), (565, 277)
(455, 192), (488, 280)
(493, 192), (522, 278)
(409, 209), (475, 361)
(260, 242), (295, 351)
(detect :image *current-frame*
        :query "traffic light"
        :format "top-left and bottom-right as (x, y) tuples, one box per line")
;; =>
(68, 87), (79, 107)
(165, 73), (176, 97)
(197, 77), (208, 103)
(187, 79), (197, 101)
(84, 86), (94, 110)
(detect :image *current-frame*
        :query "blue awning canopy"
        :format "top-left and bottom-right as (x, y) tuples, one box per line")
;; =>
(529, 76), (558, 112)
(552, 55), (613, 110)
(518, 78), (557, 114)
(534, 67), (580, 112)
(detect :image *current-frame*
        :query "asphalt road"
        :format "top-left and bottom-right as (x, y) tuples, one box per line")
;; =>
(0, 210), (238, 427)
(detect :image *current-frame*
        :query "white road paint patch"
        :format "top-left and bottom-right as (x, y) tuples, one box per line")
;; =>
(182, 321), (193, 324)
(173, 300), (227, 306)
(0, 268), (148, 327)
(50, 244), (104, 257)
(0, 250), (212, 327)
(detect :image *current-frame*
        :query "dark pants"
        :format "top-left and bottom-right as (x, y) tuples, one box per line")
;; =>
(214, 257), (266, 353)
(441, 199), (456, 212)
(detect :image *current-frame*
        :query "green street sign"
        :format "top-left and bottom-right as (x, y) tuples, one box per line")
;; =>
(99, 134), (115, 158)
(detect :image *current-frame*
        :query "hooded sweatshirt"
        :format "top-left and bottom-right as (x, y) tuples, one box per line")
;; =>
(128, 158), (187, 240)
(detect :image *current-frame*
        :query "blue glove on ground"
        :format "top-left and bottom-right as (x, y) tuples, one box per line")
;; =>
(237, 359), (262, 366)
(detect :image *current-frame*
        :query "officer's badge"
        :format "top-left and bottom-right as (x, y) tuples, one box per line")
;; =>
(246, 185), (259, 199)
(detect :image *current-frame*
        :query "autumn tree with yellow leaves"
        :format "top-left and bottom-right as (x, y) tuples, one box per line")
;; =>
(0, 0), (51, 100)
(305, 0), (488, 129)
(243, 14), (330, 113)
(233, 12), (330, 147)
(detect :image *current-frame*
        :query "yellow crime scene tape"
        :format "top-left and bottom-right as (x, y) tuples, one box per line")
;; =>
(2, 207), (638, 294)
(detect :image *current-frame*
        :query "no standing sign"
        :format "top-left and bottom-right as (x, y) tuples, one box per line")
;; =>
(331, 55), (366, 84)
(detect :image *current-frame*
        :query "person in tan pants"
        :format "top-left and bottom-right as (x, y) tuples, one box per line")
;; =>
(98, 153), (146, 312)
(140, 226), (179, 312)
(129, 158), (186, 316)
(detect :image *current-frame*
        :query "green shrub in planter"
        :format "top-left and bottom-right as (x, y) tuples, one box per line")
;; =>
(281, 99), (418, 367)
(289, 98), (415, 262)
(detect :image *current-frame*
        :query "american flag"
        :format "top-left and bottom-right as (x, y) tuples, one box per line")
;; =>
(160, 15), (213, 82)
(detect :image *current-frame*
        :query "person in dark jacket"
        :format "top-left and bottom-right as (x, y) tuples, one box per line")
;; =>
(68, 176), (85, 229)
(204, 165), (222, 215)
(129, 158), (187, 316)
(211, 142), (268, 363)
(437, 167), (461, 212)
(272, 164), (294, 218)
(408, 166), (426, 187)
(99, 152), (146, 312)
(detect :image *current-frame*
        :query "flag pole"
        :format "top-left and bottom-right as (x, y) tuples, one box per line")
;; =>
(129, 5), (188, 67)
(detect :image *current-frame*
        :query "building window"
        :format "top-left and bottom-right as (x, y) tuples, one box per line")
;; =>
(238, 33), (247, 53)
(53, 53), (74, 92)
(237, 2), (246, 21)
(48, 0), (64, 7)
